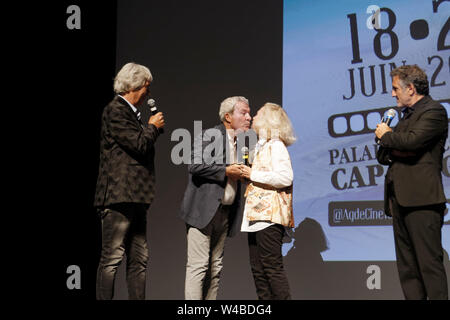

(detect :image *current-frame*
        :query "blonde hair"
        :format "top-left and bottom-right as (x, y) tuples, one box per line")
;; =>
(253, 103), (296, 146)
(113, 62), (153, 94)
(219, 96), (249, 121)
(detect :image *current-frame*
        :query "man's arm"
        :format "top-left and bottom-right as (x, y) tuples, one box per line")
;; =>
(379, 107), (447, 152)
(107, 105), (159, 156)
(188, 128), (241, 182)
(376, 145), (392, 165)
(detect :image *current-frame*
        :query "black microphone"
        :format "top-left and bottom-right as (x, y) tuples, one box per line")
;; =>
(375, 108), (396, 143)
(241, 146), (249, 166)
(147, 98), (164, 133)
(147, 98), (159, 115)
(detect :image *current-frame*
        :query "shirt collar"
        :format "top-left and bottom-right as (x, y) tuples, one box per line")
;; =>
(257, 138), (267, 146)
(226, 131), (237, 146)
(401, 106), (412, 116)
(257, 137), (280, 146)
(118, 95), (138, 114)
(402, 95), (429, 116)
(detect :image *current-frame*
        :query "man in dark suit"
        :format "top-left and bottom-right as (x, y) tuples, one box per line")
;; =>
(94, 62), (165, 300)
(376, 65), (448, 300)
(179, 96), (251, 299)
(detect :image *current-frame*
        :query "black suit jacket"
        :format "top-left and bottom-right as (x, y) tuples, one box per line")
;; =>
(376, 96), (448, 216)
(178, 123), (244, 237)
(94, 95), (160, 207)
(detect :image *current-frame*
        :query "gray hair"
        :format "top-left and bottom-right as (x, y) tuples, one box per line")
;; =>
(113, 62), (153, 94)
(219, 96), (249, 121)
(390, 64), (429, 96)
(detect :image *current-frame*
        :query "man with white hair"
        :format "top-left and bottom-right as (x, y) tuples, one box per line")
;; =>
(179, 96), (251, 299)
(94, 62), (165, 300)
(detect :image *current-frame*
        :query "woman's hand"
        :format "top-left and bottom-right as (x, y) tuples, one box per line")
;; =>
(240, 165), (252, 180)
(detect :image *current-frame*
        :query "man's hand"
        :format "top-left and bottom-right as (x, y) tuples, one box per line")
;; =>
(149, 112), (165, 129)
(225, 164), (242, 181)
(375, 122), (392, 139)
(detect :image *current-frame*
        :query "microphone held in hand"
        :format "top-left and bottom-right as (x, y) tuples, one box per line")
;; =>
(383, 108), (397, 126)
(147, 98), (164, 134)
(147, 98), (158, 115)
(375, 108), (397, 144)
(241, 146), (249, 166)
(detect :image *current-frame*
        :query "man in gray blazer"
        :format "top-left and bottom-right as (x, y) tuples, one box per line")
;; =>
(376, 65), (448, 300)
(179, 96), (252, 299)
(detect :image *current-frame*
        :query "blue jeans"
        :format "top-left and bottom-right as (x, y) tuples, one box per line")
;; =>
(96, 203), (149, 300)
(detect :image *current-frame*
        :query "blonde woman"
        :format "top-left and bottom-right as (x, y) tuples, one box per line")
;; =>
(240, 103), (296, 300)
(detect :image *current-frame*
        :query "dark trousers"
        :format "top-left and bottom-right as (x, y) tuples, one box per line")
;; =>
(96, 203), (149, 300)
(390, 191), (448, 300)
(248, 224), (291, 300)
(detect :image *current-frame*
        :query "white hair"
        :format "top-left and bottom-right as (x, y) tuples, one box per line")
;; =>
(253, 103), (297, 146)
(219, 96), (249, 121)
(113, 62), (153, 94)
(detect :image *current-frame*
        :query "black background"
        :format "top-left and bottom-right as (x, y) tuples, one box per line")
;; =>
(28, 1), (118, 300)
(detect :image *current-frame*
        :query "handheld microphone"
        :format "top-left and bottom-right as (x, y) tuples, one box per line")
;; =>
(375, 108), (396, 144)
(147, 98), (158, 115)
(147, 98), (164, 134)
(241, 146), (249, 166)
(383, 108), (397, 126)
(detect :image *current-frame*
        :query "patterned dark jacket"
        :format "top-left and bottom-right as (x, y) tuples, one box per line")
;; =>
(94, 95), (160, 207)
